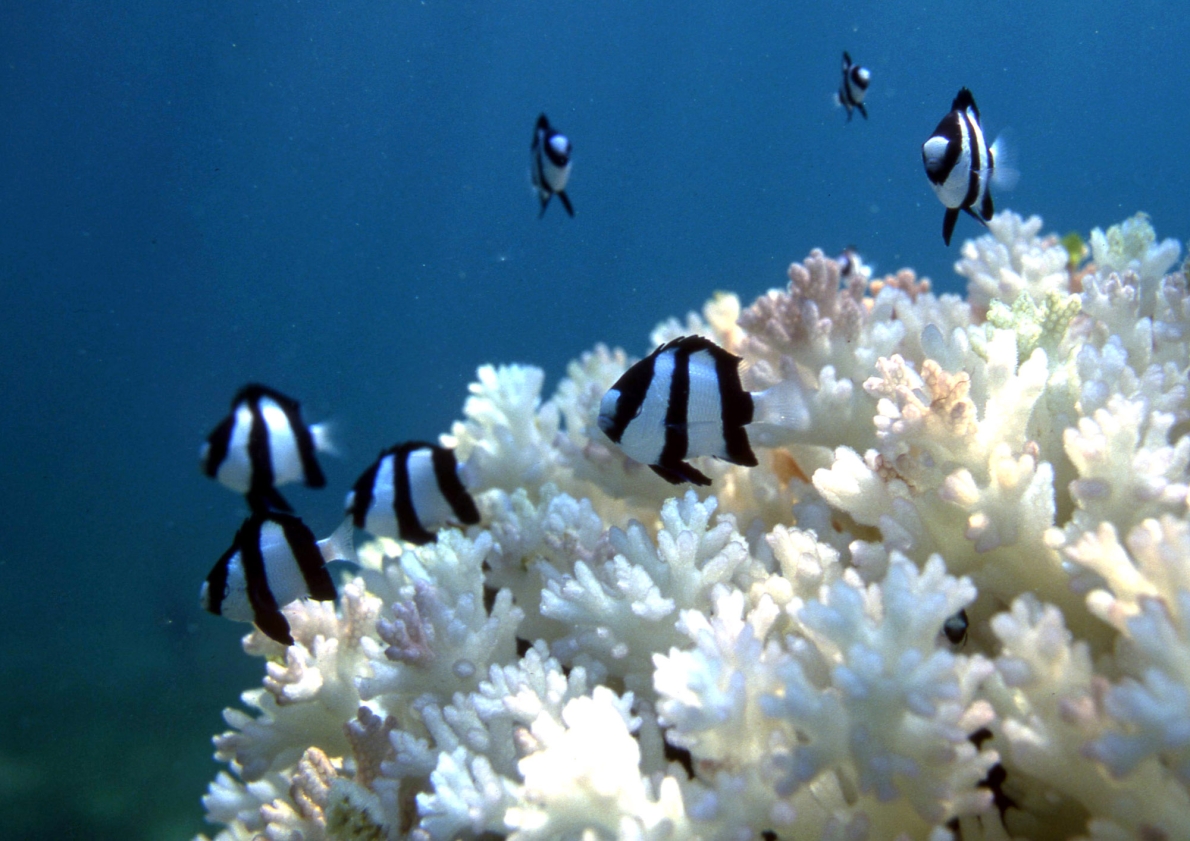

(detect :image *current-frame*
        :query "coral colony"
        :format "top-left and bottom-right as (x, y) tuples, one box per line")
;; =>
(197, 212), (1190, 840)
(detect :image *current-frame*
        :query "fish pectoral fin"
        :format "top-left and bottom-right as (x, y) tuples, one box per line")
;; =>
(650, 460), (712, 487)
(558, 191), (575, 217)
(942, 207), (960, 245)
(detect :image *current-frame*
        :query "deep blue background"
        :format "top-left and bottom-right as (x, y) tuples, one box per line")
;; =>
(1, 1), (1185, 837)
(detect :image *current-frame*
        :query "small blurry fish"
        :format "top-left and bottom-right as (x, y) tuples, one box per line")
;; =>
(1061, 231), (1089, 271)
(345, 441), (481, 545)
(200, 511), (355, 645)
(943, 607), (969, 647)
(835, 245), (869, 281)
(200, 383), (332, 514)
(531, 113), (574, 218)
(597, 335), (808, 486)
(835, 52), (870, 121)
(921, 88), (1017, 245)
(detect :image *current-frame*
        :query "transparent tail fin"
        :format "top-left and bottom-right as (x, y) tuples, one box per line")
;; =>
(990, 130), (1019, 191)
(310, 421), (340, 458)
(318, 517), (357, 565)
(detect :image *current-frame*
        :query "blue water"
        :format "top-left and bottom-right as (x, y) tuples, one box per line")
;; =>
(1, 2), (1185, 837)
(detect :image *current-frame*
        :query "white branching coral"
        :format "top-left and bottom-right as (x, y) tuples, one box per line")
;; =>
(956, 212), (1071, 314)
(198, 211), (1190, 841)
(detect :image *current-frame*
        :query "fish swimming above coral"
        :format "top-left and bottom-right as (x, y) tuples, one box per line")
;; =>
(200, 511), (355, 645)
(835, 51), (870, 120)
(196, 213), (1190, 841)
(597, 335), (809, 485)
(200, 383), (332, 514)
(922, 87), (1017, 245)
(835, 245), (870, 281)
(345, 441), (480, 545)
(530, 113), (574, 218)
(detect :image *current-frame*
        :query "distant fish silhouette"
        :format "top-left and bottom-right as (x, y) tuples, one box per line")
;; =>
(531, 113), (574, 217)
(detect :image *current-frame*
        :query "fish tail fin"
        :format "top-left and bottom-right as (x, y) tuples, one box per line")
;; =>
(310, 421), (339, 457)
(990, 130), (1019, 191)
(749, 378), (811, 447)
(318, 517), (357, 565)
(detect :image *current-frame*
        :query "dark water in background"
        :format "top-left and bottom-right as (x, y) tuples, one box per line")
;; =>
(0, 1), (1185, 837)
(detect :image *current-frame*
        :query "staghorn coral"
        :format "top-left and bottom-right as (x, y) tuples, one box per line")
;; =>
(199, 211), (1190, 841)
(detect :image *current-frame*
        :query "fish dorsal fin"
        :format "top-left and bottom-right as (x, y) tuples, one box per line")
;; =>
(952, 87), (978, 121)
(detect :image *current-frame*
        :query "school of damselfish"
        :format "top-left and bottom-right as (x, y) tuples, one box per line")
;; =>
(197, 53), (1007, 644)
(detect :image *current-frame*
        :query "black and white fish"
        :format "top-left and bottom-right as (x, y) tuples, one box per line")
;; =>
(836, 246), (868, 281)
(345, 441), (481, 545)
(200, 384), (332, 513)
(530, 113), (574, 218)
(835, 52), (870, 121)
(200, 511), (355, 645)
(921, 88), (1017, 245)
(597, 335), (808, 486)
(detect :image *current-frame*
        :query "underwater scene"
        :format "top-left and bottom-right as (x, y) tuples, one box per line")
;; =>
(3, 1), (1190, 838)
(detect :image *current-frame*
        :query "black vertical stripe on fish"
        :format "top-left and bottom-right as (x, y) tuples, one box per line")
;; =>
(277, 513), (337, 602)
(961, 110), (983, 212)
(202, 416), (234, 478)
(237, 517), (292, 646)
(430, 444), (481, 525)
(604, 351), (657, 443)
(925, 112), (962, 186)
(348, 457), (381, 529)
(246, 395), (276, 502)
(711, 342), (757, 467)
(658, 340), (693, 474)
(204, 543), (235, 616)
(393, 443), (436, 546)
